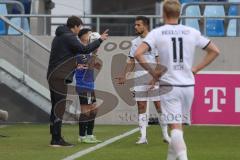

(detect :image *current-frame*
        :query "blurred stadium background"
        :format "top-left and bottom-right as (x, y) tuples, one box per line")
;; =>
(0, 0), (240, 159)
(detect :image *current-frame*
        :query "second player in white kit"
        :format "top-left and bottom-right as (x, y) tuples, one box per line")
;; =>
(143, 23), (211, 125)
(129, 36), (161, 101)
(135, 1), (219, 160)
(116, 16), (170, 144)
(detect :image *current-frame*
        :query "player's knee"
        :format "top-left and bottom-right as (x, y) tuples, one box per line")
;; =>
(137, 102), (147, 114)
(169, 124), (182, 130)
(154, 105), (161, 113)
(79, 113), (89, 122)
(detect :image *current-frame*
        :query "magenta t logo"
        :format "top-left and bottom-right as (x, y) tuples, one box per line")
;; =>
(192, 74), (240, 125)
(204, 87), (226, 112)
(235, 88), (240, 112)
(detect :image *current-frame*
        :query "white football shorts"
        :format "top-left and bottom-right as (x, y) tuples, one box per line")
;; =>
(133, 84), (162, 101)
(159, 86), (194, 125)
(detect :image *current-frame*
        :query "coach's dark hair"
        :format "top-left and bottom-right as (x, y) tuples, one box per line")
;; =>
(78, 28), (92, 38)
(135, 16), (150, 28)
(67, 16), (83, 28)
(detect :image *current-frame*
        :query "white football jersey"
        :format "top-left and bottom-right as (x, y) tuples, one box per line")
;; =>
(143, 24), (210, 86)
(129, 36), (158, 78)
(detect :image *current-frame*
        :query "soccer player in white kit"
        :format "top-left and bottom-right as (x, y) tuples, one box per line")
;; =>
(134, 0), (219, 159)
(116, 16), (170, 144)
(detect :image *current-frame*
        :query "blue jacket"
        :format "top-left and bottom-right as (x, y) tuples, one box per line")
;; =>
(75, 54), (94, 92)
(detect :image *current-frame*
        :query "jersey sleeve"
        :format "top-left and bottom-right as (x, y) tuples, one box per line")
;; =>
(152, 47), (159, 57)
(143, 30), (157, 52)
(195, 30), (211, 49)
(128, 40), (137, 58)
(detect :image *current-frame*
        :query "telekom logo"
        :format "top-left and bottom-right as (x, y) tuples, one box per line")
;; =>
(204, 87), (240, 113)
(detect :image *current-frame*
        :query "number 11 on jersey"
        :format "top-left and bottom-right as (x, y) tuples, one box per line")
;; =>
(171, 37), (183, 63)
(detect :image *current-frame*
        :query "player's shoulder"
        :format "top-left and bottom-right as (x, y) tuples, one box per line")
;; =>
(148, 25), (171, 35)
(181, 24), (201, 35)
(131, 36), (141, 43)
(150, 27), (162, 33)
(131, 36), (142, 46)
(159, 24), (199, 32)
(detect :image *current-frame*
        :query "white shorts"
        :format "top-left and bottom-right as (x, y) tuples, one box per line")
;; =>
(133, 85), (161, 101)
(159, 86), (194, 125)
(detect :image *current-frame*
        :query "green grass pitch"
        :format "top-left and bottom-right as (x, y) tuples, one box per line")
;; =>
(0, 124), (240, 160)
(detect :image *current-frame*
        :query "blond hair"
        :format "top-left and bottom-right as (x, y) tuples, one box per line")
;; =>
(163, 0), (181, 19)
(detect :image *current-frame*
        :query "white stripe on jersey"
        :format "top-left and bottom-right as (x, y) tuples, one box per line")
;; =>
(143, 24), (210, 86)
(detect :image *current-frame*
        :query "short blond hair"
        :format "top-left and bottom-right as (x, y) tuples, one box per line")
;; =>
(163, 0), (181, 19)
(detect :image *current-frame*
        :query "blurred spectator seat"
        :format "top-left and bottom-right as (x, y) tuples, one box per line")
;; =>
(21, 0), (31, 14)
(228, 5), (238, 15)
(204, 5), (225, 36)
(203, 0), (227, 1)
(227, 19), (237, 36)
(227, 5), (238, 36)
(8, 17), (30, 35)
(11, 0), (31, 14)
(206, 19), (225, 36)
(184, 5), (201, 30)
(204, 5), (225, 19)
(180, 0), (198, 4)
(228, 0), (239, 2)
(0, 4), (7, 35)
(11, 4), (21, 14)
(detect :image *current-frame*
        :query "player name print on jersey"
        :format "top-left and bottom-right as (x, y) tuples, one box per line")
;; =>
(162, 29), (190, 35)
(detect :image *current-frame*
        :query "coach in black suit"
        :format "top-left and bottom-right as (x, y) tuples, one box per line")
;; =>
(47, 16), (108, 147)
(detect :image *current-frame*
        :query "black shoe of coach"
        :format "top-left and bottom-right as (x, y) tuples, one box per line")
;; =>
(49, 137), (74, 147)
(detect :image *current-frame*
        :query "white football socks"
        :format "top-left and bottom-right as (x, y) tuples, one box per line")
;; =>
(138, 113), (148, 139)
(170, 129), (188, 160)
(158, 113), (171, 143)
(167, 141), (177, 160)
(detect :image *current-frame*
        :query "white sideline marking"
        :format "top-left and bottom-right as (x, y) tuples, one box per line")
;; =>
(62, 128), (139, 160)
